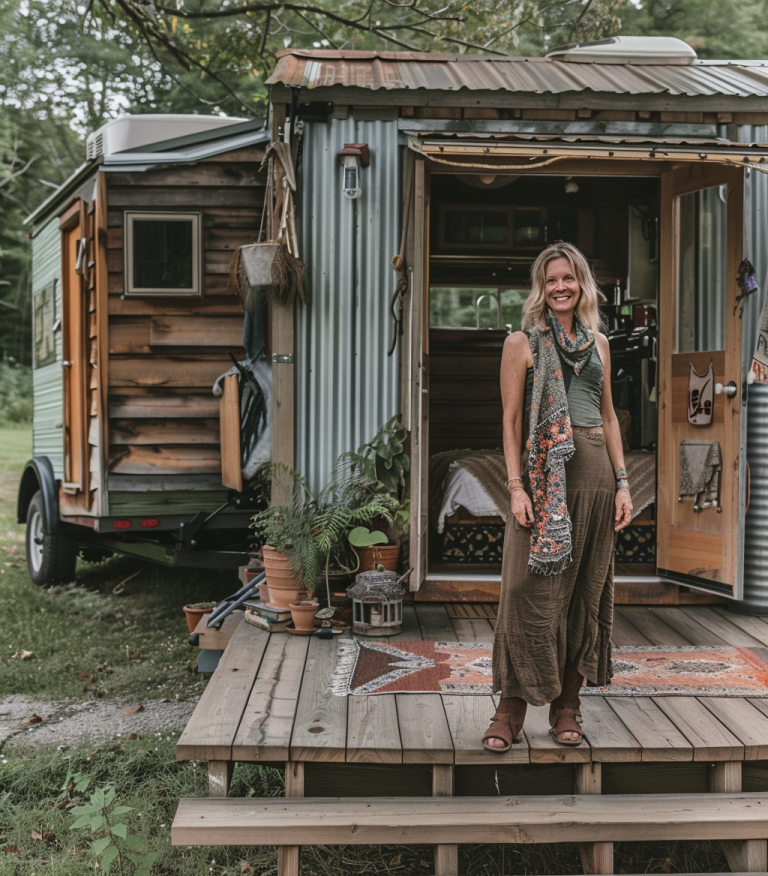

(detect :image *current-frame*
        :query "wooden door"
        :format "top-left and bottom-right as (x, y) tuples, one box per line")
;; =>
(61, 204), (88, 496)
(657, 164), (745, 597)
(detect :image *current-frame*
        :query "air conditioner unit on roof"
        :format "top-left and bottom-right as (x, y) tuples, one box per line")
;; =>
(85, 114), (247, 160)
(546, 36), (697, 65)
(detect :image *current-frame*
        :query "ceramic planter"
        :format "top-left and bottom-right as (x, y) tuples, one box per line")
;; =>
(289, 600), (320, 632)
(357, 544), (400, 573)
(262, 545), (308, 608)
(183, 601), (218, 635)
(240, 242), (280, 287)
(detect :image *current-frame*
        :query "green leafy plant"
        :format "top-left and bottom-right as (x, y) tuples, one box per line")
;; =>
(251, 463), (397, 593)
(342, 414), (410, 499)
(70, 784), (159, 876)
(348, 526), (389, 548)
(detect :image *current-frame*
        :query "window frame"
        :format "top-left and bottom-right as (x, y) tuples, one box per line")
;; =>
(124, 211), (203, 297)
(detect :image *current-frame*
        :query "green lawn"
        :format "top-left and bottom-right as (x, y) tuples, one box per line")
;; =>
(0, 426), (729, 874)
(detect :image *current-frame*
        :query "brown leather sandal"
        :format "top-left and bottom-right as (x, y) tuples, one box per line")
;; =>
(481, 712), (524, 752)
(549, 707), (585, 747)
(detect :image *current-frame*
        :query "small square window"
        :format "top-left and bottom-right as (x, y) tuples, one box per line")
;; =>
(124, 212), (202, 296)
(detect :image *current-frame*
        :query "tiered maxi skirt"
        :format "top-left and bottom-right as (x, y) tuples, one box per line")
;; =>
(492, 428), (616, 707)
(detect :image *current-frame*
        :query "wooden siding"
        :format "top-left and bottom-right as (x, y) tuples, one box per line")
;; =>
(106, 154), (266, 498)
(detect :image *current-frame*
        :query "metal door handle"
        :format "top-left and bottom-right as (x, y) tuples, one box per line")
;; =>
(62, 361), (72, 368)
(715, 381), (737, 398)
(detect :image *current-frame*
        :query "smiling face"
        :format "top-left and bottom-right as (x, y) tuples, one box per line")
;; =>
(543, 256), (581, 320)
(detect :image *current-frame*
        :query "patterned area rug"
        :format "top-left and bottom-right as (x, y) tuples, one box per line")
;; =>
(330, 641), (768, 697)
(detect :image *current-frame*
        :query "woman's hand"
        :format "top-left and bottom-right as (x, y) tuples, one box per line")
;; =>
(614, 489), (633, 531)
(510, 489), (535, 528)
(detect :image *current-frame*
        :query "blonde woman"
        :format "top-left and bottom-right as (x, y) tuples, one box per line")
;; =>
(482, 242), (633, 751)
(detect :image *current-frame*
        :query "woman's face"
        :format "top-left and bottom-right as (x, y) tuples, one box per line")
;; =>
(543, 257), (581, 319)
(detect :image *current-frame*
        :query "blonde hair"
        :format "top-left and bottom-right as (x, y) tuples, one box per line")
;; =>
(521, 241), (605, 333)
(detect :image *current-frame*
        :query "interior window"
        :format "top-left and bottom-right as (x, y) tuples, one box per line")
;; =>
(676, 185), (727, 353)
(430, 287), (529, 330)
(33, 281), (57, 368)
(125, 212), (201, 296)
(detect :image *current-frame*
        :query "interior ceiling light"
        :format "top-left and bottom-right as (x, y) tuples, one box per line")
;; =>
(564, 177), (579, 194)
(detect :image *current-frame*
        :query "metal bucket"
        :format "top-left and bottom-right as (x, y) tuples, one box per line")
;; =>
(730, 382), (768, 614)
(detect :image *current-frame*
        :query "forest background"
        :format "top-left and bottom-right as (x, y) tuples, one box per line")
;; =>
(2, 0), (768, 394)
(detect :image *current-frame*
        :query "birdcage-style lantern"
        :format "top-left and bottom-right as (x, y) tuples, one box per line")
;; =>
(347, 567), (405, 636)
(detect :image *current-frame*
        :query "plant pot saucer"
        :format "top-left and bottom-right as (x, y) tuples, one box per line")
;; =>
(285, 622), (319, 636)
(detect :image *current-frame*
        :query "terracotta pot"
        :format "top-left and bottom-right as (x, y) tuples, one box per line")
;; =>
(243, 567), (263, 584)
(357, 544), (400, 574)
(289, 600), (320, 631)
(257, 581), (271, 604)
(183, 602), (217, 635)
(262, 546), (308, 608)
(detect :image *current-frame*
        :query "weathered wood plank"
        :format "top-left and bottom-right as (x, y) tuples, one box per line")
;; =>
(618, 607), (694, 645)
(610, 609), (653, 646)
(652, 697), (743, 761)
(451, 617), (494, 643)
(442, 694), (529, 765)
(605, 697), (693, 761)
(108, 164), (265, 188)
(389, 604), (423, 641)
(231, 635), (310, 762)
(290, 636), (348, 762)
(414, 604), (458, 642)
(108, 319), (151, 354)
(220, 374), (242, 492)
(176, 621), (269, 761)
(109, 392), (220, 419)
(107, 473), (226, 492)
(650, 607), (730, 645)
(110, 418), (220, 445)
(110, 357), (229, 389)
(702, 698), (768, 760)
(172, 792), (768, 847)
(346, 695), (402, 764)
(525, 704), (591, 764)
(149, 315), (244, 347)
(108, 280), (240, 308)
(108, 186), (263, 208)
(707, 608), (768, 646)
(396, 695), (454, 764)
(109, 445), (221, 475)
(579, 697), (642, 763)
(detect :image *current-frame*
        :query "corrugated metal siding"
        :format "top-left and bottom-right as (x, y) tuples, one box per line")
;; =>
(269, 50), (768, 99)
(297, 117), (400, 492)
(740, 383), (768, 611)
(741, 126), (768, 374)
(31, 217), (63, 476)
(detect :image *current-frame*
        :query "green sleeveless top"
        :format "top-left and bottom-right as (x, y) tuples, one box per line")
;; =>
(524, 344), (604, 427)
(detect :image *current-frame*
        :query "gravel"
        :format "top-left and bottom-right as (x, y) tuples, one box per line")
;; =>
(0, 695), (198, 749)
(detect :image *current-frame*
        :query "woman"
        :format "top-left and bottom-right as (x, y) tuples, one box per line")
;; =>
(483, 242), (633, 751)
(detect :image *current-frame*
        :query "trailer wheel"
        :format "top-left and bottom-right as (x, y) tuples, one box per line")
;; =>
(25, 490), (77, 586)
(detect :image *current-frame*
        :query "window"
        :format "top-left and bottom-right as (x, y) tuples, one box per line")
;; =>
(34, 281), (57, 368)
(124, 212), (202, 296)
(430, 286), (529, 330)
(676, 186), (727, 353)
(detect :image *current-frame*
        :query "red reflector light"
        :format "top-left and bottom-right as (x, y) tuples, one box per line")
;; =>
(140, 518), (159, 528)
(113, 520), (132, 530)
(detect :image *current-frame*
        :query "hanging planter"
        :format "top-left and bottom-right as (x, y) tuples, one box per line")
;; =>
(240, 242), (280, 287)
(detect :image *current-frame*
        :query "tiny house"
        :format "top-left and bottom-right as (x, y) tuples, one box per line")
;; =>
(20, 39), (768, 611)
(18, 115), (269, 583)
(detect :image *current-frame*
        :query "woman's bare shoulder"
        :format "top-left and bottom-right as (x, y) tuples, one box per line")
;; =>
(503, 331), (533, 368)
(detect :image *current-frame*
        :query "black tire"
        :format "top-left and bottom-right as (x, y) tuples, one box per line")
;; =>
(25, 490), (78, 586)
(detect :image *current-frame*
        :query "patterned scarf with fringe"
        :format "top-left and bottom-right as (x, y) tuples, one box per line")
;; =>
(527, 311), (595, 575)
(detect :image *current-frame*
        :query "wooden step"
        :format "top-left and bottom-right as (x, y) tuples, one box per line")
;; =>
(172, 793), (768, 847)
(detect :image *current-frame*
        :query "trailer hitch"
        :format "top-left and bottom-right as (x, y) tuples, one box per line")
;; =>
(177, 492), (253, 550)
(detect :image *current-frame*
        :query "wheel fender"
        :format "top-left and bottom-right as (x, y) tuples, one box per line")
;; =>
(17, 458), (60, 532)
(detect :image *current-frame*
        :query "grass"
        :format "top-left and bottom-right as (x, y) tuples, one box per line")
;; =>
(0, 425), (733, 874)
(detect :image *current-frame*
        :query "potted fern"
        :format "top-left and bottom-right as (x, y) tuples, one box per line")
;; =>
(251, 462), (397, 613)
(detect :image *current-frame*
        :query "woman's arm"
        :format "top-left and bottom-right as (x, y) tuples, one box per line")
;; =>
(501, 332), (535, 527)
(596, 333), (633, 531)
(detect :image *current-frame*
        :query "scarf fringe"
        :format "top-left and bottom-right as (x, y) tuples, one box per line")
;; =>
(528, 548), (573, 577)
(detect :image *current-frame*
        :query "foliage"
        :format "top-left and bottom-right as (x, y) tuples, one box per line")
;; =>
(251, 462), (397, 590)
(342, 415), (410, 503)
(348, 526), (389, 547)
(0, 360), (32, 423)
(70, 784), (159, 875)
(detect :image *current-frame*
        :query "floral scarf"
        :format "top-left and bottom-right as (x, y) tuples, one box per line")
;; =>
(527, 311), (595, 575)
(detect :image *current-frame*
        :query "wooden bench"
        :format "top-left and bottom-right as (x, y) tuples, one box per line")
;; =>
(173, 791), (768, 846)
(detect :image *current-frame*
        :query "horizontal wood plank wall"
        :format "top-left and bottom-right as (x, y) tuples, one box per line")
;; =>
(429, 328), (505, 456)
(106, 152), (265, 501)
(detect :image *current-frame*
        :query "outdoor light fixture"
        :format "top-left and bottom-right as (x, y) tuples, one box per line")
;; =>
(338, 143), (370, 199)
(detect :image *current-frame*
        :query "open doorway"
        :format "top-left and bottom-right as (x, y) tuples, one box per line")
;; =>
(426, 172), (660, 580)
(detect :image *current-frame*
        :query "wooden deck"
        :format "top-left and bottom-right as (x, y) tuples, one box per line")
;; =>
(174, 603), (768, 874)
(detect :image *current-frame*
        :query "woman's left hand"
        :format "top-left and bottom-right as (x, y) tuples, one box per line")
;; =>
(615, 489), (633, 531)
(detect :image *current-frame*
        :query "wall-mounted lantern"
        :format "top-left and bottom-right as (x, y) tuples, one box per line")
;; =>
(338, 143), (370, 199)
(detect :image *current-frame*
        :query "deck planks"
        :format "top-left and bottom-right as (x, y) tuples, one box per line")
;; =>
(604, 697), (693, 761)
(619, 607), (694, 645)
(414, 603), (458, 641)
(347, 694), (403, 764)
(443, 694), (529, 764)
(701, 698), (768, 760)
(451, 617), (494, 643)
(580, 697), (642, 762)
(650, 607), (730, 645)
(396, 694), (454, 764)
(652, 697), (743, 761)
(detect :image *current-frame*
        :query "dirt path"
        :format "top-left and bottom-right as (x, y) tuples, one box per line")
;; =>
(0, 695), (198, 750)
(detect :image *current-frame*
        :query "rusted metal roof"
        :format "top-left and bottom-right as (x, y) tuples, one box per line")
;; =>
(267, 49), (768, 99)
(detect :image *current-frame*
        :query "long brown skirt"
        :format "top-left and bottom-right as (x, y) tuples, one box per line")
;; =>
(492, 428), (615, 706)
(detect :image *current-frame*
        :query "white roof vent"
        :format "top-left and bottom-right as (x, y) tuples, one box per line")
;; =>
(546, 36), (697, 65)
(85, 114), (247, 160)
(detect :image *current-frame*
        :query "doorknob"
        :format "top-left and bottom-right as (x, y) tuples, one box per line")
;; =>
(715, 381), (738, 398)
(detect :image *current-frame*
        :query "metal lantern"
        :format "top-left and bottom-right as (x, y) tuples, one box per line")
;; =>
(347, 568), (404, 636)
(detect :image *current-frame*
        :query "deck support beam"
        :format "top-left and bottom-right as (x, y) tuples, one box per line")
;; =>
(433, 764), (458, 876)
(207, 762), (233, 798)
(278, 762), (304, 876)
(710, 762), (767, 872)
(575, 762), (613, 875)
